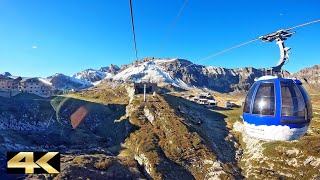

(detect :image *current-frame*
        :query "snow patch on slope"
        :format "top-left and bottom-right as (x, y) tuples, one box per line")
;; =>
(111, 59), (190, 88)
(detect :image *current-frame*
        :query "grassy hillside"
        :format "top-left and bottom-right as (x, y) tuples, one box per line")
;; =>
(123, 93), (235, 179)
(167, 87), (320, 179)
(62, 83), (129, 105)
(2, 83), (320, 179)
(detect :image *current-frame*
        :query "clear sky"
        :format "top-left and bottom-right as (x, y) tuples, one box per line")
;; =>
(0, 0), (319, 77)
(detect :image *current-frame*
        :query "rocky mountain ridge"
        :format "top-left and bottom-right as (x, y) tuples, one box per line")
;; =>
(48, 73), (93, 90)
(293, 65), (320, 84)
(73, 64), (120, 83)
(101, 58), (292, 93)
(2, 58), (319, 92)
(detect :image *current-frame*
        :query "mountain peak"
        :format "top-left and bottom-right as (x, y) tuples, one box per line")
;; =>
(138, 57), (161, 63)
(294, 64), (320, 84)
(73, 69), (107, 83)
(1, 72), (12, 76)
(100, 64), (120, 73)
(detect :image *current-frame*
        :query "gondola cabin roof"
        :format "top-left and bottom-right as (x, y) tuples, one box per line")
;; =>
(254, 76), (302, 84)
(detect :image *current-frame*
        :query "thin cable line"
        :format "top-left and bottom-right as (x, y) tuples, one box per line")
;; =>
(285, 19), (320, 31)
(177, 0), (188, 17)
(129, 0), (139, 62)
(159, 0), (189, 52)
(187, 19), (320, 68)
(190, 38), (260, 67)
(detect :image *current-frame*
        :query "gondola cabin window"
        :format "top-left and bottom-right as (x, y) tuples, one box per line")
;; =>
(243, 82), (258, 113)
(281, 82), (306, 117)
(252, 82), (275, 116)
(297, 85), (313, 119)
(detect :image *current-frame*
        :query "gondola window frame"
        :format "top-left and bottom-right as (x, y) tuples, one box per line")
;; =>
(252, 82), (276, 116)
(280, 81), (307, 118)
(243, 82), (259, 114)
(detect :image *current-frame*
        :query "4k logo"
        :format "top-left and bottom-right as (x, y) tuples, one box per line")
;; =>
(7, 152), (60, 174)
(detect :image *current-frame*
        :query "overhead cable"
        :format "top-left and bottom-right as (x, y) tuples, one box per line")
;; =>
(188, 19), (320, 68)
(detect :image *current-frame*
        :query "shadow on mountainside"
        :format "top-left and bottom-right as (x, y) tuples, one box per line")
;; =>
(0, 95), (136, 178)
(163, 94), (243, 178)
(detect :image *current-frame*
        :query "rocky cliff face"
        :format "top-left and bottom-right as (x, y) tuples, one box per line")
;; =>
(0, 85), (135, 179)
(123, 92), (238, 179)
(294, 65), (320, 84)
(0, 95), (131, 161)
(156, 58), (295, 92)
(100, 64), (120, 74)
(157, 59), (267, 92)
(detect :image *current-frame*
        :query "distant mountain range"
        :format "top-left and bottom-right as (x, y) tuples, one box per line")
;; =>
(47, 73), (92, 90)
(2, 58), (319, 92)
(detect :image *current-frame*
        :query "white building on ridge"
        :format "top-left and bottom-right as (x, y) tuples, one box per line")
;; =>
(0, 75), (54, 98)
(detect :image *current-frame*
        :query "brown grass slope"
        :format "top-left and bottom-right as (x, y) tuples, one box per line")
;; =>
(124, 94), (235, 179)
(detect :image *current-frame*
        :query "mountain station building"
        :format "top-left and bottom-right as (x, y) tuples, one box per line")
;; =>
(0, 75), (53, 98)
(134, 82), (158, 94)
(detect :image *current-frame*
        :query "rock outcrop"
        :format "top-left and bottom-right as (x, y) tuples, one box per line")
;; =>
(294, 65), (320, 84)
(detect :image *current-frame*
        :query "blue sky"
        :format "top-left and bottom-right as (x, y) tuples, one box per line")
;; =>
(0, 0), (319, 77)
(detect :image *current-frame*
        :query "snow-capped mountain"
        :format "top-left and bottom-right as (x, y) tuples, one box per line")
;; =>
(111, 58), (189, 87)
(73, 65), (120, 83)
(100, 64), (120, 74)
(4, 58), (318, 93)
(48, 73), (93, 90)
(109, 57), (291, 93)
(73, 69), (107, 83)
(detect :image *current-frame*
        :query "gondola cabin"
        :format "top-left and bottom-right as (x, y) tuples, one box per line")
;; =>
(242, 76), (312, 141)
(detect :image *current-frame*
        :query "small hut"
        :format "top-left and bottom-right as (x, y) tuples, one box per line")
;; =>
(134, 82), (158, 94)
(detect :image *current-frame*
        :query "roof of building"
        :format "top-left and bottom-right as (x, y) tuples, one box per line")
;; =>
(0, 74), (12, 80)
(20, 77), (38, 83)
(134, 82), (158, 85)
(38, 78), (52, 86)
(20, 77), (52, 86)
(0, 76), (53, 86)
(0, 75), (22, 80)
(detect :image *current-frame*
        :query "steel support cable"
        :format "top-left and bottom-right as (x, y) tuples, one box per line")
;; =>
(285, 19), (320, 31)
(187, 38), (260, 68)
(129, 0), (139, 62)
